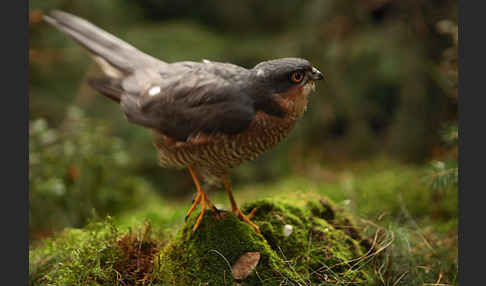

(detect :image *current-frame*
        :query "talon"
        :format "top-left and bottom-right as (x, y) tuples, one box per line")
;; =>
(211, 205), (222, 218)
(186, 166), (215, 231)
(192, 193), (208, 232)
(236, 208), (260, 233)
(247, 207), (258, 219)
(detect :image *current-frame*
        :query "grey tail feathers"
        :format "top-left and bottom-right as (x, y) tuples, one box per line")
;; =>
(42, 10), (165, 74)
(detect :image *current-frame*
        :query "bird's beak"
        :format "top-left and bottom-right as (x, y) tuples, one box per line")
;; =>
(310, 67), (324, 81)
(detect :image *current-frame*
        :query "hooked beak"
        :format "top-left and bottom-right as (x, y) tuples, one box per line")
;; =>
(310, 67), (324, 81)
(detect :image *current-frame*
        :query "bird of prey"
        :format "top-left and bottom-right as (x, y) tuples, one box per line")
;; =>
(43, 10), (324, 233)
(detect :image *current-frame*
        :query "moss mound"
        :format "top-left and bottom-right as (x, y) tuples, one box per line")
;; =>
(158, 196), (376, 285)
(29, 196), (378, 285)
(159, 209), (298, 285)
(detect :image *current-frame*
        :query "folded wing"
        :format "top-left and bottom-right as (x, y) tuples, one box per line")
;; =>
(44, 10), (255, 142)
(120, 65), (255, 141)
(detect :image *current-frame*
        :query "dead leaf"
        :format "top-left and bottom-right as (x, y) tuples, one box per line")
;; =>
(231, 252), (260, 280)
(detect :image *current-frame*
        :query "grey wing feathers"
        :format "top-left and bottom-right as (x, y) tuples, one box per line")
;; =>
(119, 65), (256, 141)
(43, 10), (165, 74)
(44, 10), (256, 141)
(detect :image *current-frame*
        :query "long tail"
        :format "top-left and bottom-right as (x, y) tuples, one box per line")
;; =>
(42, 10), (165, 75)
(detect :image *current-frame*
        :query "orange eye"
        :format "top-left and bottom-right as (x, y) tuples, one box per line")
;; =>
(290, 71), (304, 83)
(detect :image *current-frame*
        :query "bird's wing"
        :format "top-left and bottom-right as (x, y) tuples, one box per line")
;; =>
(43, 10), (166, 75)
(43, 10), (255, 141)
(119, 63), (255, 141)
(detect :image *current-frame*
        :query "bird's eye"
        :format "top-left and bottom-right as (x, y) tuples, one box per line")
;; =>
(290, 71), (305, 83)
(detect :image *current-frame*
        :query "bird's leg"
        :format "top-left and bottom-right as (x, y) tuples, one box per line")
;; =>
(192, 191), (209, 232)
(185, 190), (202, 222)
(186, 166), (217, 232)
(223, 178), (260, 233)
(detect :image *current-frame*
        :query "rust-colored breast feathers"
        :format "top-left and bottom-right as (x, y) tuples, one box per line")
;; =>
(153, 84), (310, 180)
(154, 112), (294, 170)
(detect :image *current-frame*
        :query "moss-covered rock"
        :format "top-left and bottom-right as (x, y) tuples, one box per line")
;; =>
(158, 209), (299, 285)
(158, 196), (376, 285)
(29, 196), (378, 285)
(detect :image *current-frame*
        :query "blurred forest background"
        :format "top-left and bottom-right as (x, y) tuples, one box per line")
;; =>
(29, 0), (458, 284)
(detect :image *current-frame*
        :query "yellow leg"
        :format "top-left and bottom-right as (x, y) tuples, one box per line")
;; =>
(186, 166), (216, 232)
(185, 190), (202, 222)
(193, 192), (208, 232)
(223, 178), (260, 233)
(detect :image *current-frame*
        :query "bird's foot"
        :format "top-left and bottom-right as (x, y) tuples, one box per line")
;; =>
(234, 207), (260, 233)
(210, 204), (222, 219)
(191, 194), (220, 232)
(246, 207), (258, 219)
(186, 194), (220, 222)
(192, 198), (207, 232)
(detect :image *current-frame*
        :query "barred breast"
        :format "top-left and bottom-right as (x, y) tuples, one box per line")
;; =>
(152, 111), (297, 182)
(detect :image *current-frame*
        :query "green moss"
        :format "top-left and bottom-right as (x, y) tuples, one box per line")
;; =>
(158, 210), (297, 285)
(29, 196), (379, 285)
(157, 196), (377, 285)
(29, 217), (122, 285)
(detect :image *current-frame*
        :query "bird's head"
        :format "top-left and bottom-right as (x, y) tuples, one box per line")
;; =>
(251, 58), (324, 116)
